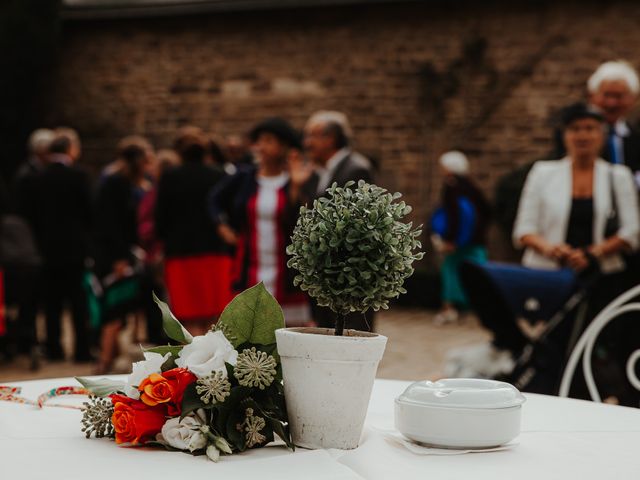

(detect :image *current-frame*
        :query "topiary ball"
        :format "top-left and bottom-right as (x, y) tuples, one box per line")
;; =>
(287, 180), (424, 316)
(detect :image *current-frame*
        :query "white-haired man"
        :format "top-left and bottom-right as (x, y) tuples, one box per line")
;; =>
(556, 60), (640, 182)
(302, 110), (376, 332)
(589, 61), (640, 176)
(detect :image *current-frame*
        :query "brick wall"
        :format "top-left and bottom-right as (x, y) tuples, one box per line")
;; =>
(46, 0), (640, 263)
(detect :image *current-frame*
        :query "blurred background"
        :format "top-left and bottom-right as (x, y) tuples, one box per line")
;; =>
(1, 1), (639, 399)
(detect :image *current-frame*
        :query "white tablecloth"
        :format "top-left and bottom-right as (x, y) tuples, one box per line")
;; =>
(2, 377), (640, 479)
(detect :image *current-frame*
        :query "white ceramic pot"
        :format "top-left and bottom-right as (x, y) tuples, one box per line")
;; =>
(395, 378), (526, 449)
(275, 327), (387, 449)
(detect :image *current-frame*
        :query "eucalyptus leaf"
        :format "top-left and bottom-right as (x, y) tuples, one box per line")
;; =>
(216, 282), (285, 348)
(153, 293), (193, 345)
(75, 377), (125, 397)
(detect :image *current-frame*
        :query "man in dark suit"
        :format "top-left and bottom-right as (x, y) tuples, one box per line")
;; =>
(302, 110), (376, 332)
(303, 110), (374, 197)
(27, 128), (92, 361)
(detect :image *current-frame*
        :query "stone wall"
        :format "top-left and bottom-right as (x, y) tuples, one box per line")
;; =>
(47, 0), (640, 262)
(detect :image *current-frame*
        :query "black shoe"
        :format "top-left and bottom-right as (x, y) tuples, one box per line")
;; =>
(74, 351), (95, 363)
(46, 347), (65, 361)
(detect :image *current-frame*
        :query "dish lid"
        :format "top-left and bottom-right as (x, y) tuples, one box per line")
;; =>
(396, 378), (526, 409)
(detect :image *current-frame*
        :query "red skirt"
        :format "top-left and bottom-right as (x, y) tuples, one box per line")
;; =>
(164, 254), (233, 321)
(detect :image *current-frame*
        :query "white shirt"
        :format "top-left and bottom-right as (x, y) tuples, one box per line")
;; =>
(316, 148), (351, 195)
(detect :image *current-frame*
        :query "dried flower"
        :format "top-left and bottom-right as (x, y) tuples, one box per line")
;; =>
(243, 408), (266, 448)
(196, 371), (231, 404)
(234, 347), (277, 390)
(81, 396), (115, 439)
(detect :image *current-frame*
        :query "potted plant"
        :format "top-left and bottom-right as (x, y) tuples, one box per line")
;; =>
(277, 180), (423, 449)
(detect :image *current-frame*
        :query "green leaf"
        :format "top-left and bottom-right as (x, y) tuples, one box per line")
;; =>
(266, 415), (294, 450)
(141, 345), (182, 371)
(216, 283), (285, 348)
(153, 293), (193, 345)
(225, 408), (246, 451)
(75, 377), (125, 397)
(180, 382), (206, 420)
(143, 345), (183, 357)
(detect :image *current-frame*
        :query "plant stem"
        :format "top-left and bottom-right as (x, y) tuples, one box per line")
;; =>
(335, 314), (345, 336)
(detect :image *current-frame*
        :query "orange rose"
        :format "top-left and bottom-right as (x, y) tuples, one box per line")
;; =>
(162, 368), (197, 416)
(110, 394), (167, 445)
(139, 373), (174, 407)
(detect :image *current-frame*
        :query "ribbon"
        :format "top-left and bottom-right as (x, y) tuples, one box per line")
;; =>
(0, 385), (91, 410)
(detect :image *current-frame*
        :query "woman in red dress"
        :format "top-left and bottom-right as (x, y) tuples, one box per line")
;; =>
(155, 127), (232, 335)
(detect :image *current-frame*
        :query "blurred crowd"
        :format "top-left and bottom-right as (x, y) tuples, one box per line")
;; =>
(0, 110), (375, 374)
(434, 60), (640, 406)
(1, 59), (640, 406)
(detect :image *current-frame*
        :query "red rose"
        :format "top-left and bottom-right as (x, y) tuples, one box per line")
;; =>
(110, 394), (167, 445)
(161, 368), (197, 416)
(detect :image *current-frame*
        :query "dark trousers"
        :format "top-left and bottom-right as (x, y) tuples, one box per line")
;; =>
(2, 264), (41, 354)
(43, 264), (90, 360)
(459, 262), (529, 354)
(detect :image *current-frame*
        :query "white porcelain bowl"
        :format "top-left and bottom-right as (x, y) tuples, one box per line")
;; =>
(394, 378), (526, 449)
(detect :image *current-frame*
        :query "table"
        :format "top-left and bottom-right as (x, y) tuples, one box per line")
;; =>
(2, 377), (640, 479)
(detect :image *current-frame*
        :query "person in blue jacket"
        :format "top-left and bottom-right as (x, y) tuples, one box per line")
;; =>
(432, 151), (491, 324)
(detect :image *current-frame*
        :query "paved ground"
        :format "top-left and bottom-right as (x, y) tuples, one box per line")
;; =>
(0, 308), (490, 383)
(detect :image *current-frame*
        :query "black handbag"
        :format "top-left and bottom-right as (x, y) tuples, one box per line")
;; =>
(604, 167), (620, 238)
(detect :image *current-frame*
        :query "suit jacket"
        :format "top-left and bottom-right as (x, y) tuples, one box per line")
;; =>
(27, 161), (92, 268)
(513, 158), (639, 272)
(303, 150), (374, 203)
(155, 162), (226, 258)
(94, 173), (139, 275)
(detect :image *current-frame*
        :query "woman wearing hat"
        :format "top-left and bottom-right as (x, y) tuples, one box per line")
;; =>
(514, 103), (638, 272)
(208, 117), (313, 326)
(455, 103), (640, 398)
(432, 150), (491, 325)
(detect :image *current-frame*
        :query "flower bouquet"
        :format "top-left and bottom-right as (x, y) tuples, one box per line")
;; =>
(77, 283), (293, 462)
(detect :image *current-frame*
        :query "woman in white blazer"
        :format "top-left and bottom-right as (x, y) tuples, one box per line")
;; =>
(455, 103), (640, 398)
(514, 106), (639, 273)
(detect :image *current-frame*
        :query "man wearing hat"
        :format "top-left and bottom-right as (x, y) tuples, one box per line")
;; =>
(301, 110), (376, 332)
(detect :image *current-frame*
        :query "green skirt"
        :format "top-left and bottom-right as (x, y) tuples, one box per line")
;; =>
(441, 244), (488, 308)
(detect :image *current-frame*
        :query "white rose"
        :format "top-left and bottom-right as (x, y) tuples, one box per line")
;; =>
(175, 331), (237, 378)
(124, 351), (170, 399)
(159, 411), (208, 452)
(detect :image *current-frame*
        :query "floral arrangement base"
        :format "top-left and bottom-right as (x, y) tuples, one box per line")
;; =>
(77, 283), (293, 462)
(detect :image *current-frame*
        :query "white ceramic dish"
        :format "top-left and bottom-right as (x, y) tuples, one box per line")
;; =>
(394, 378), (526, 449)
